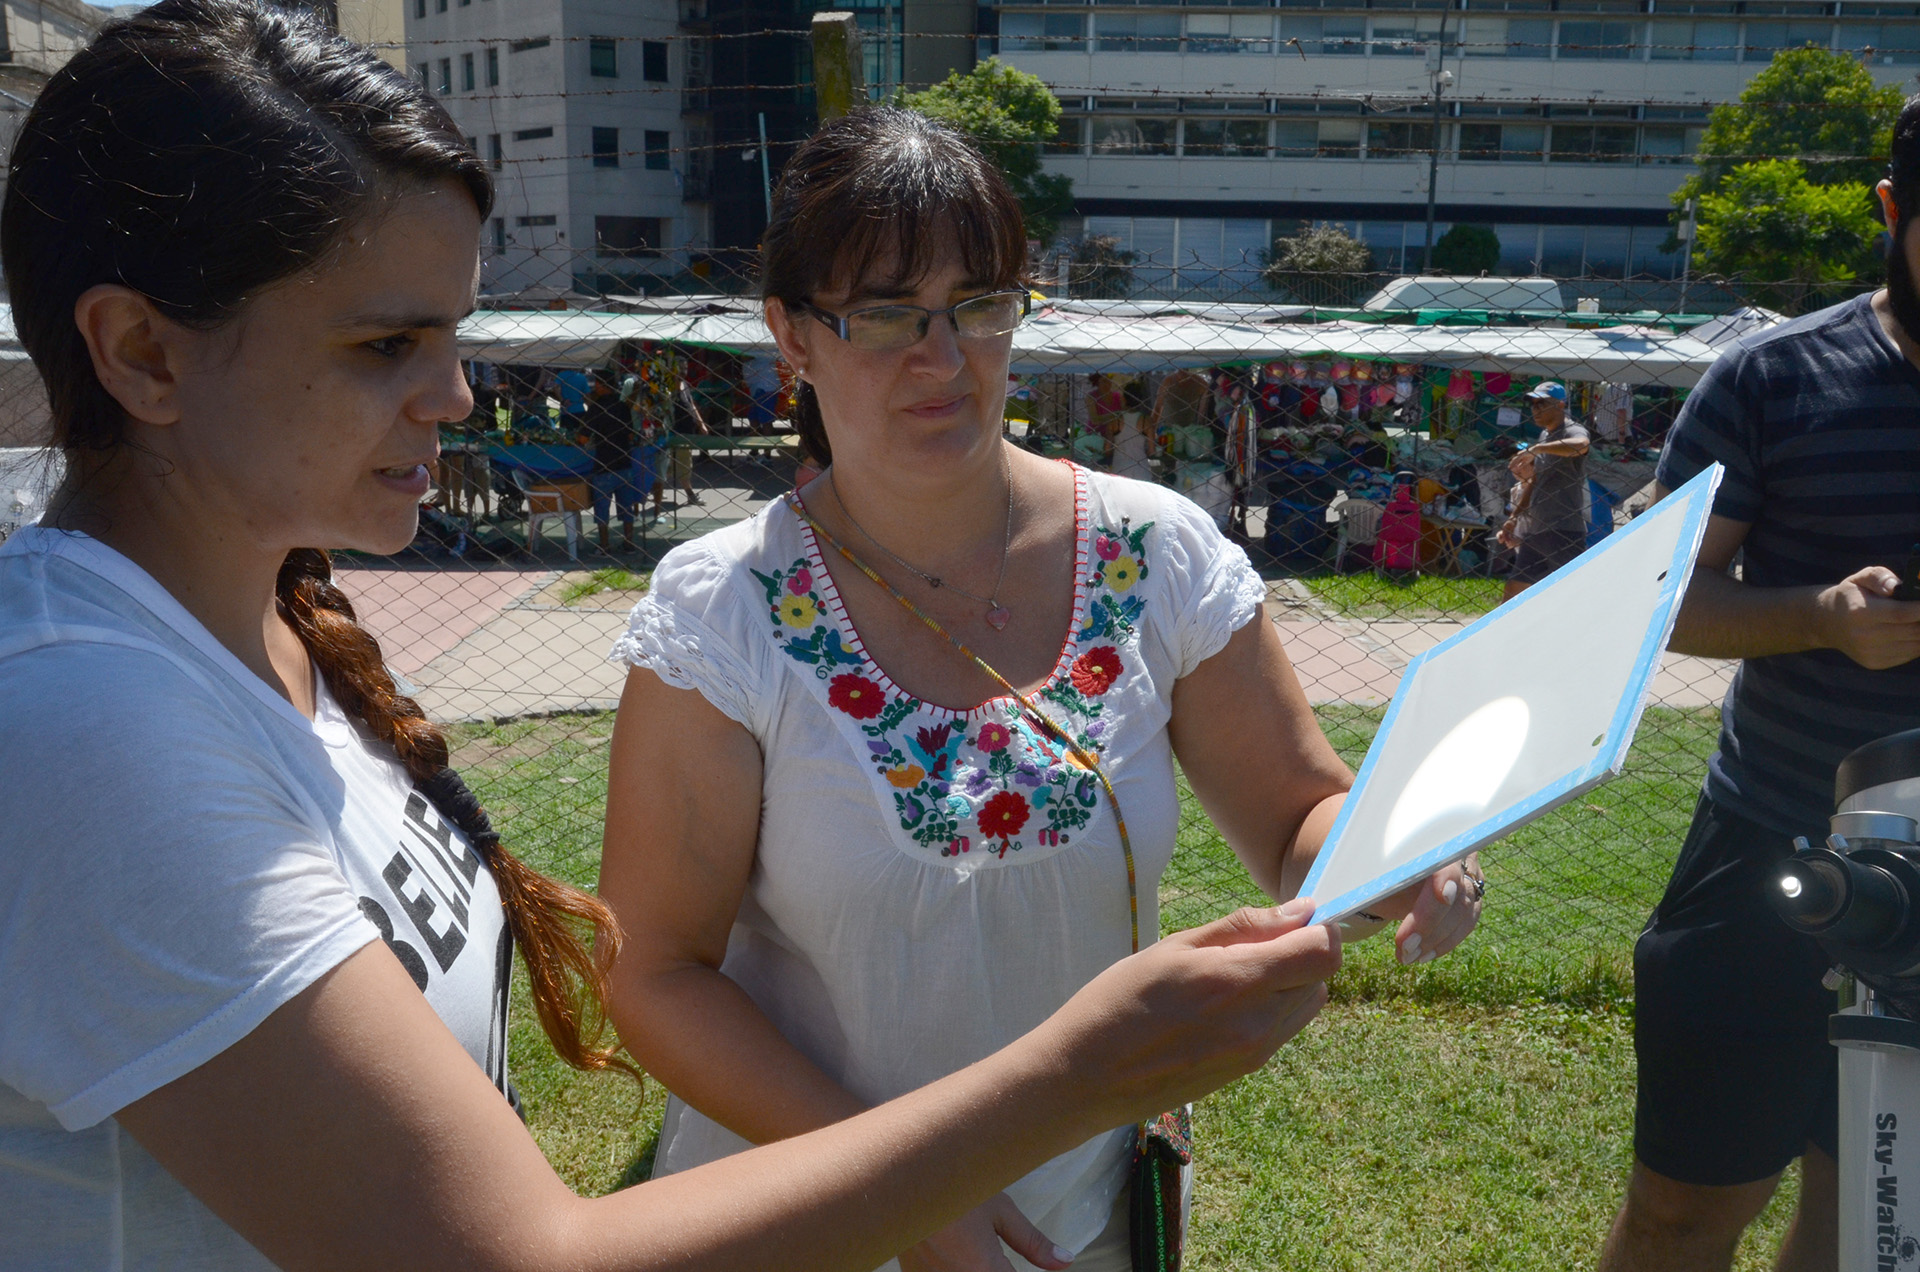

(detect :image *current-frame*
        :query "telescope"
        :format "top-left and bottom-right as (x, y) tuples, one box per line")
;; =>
(1770, 727), (1920, 1270)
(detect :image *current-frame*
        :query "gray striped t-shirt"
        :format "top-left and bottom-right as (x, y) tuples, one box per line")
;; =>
(1657, 293), (1920, 835)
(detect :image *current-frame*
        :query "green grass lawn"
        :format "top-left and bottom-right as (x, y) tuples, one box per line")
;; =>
(1298, 571), (1507, 621)
(450, 704), (1801, 1270)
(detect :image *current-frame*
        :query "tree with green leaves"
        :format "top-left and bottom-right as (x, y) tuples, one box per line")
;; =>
(1067, 234), (1137, 299)
(1429, 224), (1502, 276)
(1692, 159), (1885, 313)
(1675, 47), (1900, 306)
(1263, 223), (1375, 305)
(898, 58), (1075, 245)
(1681, 46), (1903, 196)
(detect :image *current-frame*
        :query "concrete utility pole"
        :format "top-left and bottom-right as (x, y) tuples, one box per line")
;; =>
(812, 12), (866, 122)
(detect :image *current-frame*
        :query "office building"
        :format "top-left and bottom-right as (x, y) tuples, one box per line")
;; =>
(405, 0), (693, 294)
(984, 2), (1919, 294)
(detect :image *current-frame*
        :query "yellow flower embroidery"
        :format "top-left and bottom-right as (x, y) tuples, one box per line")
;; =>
(1104, 555), (1140, 592)
(779, 594), (819, 628)
(886, 764), (926, 789)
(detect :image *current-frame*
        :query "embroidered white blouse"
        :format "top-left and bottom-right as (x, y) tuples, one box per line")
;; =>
(610, 464), (1265, 1267)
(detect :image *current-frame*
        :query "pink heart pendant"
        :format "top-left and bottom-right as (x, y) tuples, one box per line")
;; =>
(985, 606), (1012, 631)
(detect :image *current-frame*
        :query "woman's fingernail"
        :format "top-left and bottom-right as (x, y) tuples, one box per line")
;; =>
(1399, 933), (1422, 963)
(1442, 879), (1460, 905)
(1051, 1244), (1076, 1264)
(1278, 898), (1315, 920)
(1422, 950), (1439, 964)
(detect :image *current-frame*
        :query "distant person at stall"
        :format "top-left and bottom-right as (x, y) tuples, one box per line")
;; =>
(745, 352), (782, 434)
(1495, 380), (1590, 600)
(621, 348), (670, 518)
(585, 368), (650, 551)
(666, 368), (711, 506)
(554, 365), (590, 436)
(1598, 94), (1920, 1272)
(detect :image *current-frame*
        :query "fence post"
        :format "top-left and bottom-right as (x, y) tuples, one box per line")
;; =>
(812, 12), (865, 123)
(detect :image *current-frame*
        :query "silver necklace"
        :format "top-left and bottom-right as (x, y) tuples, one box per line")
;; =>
(825, 452), (1017, 630)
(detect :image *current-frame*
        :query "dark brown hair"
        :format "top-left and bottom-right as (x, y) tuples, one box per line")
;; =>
(760, 107), (1028, 466)
(5, 0), (634, 1080)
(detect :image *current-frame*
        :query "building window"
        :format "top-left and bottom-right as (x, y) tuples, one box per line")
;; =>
(437, 58), (450, 93)
(435, 0), (446, 12)
(509, 37), (550, 53)
(517, 215), (558, 227)
(592, 127), (619, 168)
(1044, 116), (1086, 156)
(491, 217), (505, 250)
(1184, 13), (1269, 54)
(1091, 115), (1175, 156)
(1365, 119), (1433, 159)
(1458, 121), (1546, 162)
(644, 129), (671, 170)
(642, 40), (669, 81)
(1279, 15), (1367, 56)
(513, 126), (553, 141)
(487, 133), (502, 169)
(1549, 122), (1638, 164)
(1182, 118), (1268, 157)
(1557, 20), (1643, 60)
(590, 38), (618, 77)
(417, 64), (430, 90)
(486, 46), (499, 85)
(596, 216), (663, 257)
(1095, 12), (1180, 52)
(461, 52), (475, 91)
(1000, 12), (1087, 52)
(413, 0), (424, 17)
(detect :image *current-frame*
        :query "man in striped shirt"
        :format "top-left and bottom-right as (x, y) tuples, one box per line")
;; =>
(1600, 98), (1920, 1272)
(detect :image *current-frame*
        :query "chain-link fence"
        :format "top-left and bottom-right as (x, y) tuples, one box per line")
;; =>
(6, 257), (1845, 1002)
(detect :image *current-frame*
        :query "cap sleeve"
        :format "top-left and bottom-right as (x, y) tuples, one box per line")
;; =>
(610, 540), (772, 735)
(0, 647), (377, 1130)
(1156, 493), (1266, 679)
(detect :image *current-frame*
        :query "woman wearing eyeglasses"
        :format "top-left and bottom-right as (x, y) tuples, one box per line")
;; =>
(599, 108), (1484, 1272)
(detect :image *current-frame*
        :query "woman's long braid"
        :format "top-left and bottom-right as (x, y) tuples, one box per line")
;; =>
(275, 548), (639, 1080)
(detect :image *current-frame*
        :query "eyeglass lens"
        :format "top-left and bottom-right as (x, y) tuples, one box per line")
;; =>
(842, 293), (1025, 351)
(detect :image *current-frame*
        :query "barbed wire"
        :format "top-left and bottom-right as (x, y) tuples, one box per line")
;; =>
(385, 27), (1920, 56)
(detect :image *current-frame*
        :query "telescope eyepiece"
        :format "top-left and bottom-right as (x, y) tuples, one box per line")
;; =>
(1771, 846), (1912, 951)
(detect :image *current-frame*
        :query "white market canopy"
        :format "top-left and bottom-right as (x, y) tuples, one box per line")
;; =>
(457, 303), (1724, 388)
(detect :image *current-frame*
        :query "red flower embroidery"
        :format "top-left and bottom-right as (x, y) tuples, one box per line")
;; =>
(1070, 646), (1123, 697)
(978, 790), (1031, 839)
(828, 673), (885, 720)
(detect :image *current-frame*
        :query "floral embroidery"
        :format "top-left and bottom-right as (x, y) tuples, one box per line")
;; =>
(779, 594), (819, 628)
(829, 672), (886, 720)
(1102, 555), (1140, 592)
(1080, 519), (1153, 643)
(768, 483), (1155, 862)
(1070, 647), (1123, 697)
(979, 790), (1031, 842)
(753, 559), (866, 677)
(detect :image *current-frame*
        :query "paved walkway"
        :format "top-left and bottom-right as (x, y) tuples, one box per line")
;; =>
(335, 566), (1736, 724)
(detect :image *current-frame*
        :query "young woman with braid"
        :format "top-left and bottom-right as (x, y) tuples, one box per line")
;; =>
(0, 3), (1346, 1268)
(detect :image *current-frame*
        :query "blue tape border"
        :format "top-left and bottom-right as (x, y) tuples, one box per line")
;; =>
(1300, 462), (1724, 924)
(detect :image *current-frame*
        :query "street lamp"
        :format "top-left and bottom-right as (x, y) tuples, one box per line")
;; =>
(1421, 6), (1454, 273)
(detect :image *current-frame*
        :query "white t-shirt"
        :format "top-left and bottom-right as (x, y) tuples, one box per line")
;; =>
(0, 526), (509, 1270)
(610, 464), (1264, 1269)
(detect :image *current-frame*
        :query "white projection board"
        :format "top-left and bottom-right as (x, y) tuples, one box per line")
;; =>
(1300, 463), (1723, 925)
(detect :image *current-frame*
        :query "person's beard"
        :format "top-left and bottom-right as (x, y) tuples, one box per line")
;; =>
(1885, 213), (1920, 344)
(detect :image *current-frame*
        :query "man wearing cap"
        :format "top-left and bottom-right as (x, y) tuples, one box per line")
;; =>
(1599, 95), (1920, 1272)
(1496, 380), (1590, 599)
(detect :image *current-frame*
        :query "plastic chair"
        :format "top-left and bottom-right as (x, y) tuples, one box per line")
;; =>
(1332, 497), (1383, 573)
(511, 468), (585, 560)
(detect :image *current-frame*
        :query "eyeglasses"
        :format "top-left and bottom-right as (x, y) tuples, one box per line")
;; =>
(796, 289), (1031, 352)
